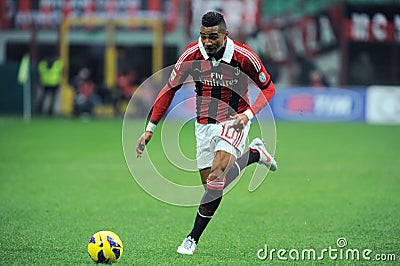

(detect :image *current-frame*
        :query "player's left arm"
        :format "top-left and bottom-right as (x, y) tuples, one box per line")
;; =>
(230, 47), (276, 130)
(247, 64), (276, 116)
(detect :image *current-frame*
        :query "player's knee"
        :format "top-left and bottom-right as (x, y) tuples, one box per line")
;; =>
(208, 169), (221, 181)
(209, 163), (228, 179)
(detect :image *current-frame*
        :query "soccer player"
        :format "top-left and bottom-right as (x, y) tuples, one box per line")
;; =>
(136, 11), (278, 255)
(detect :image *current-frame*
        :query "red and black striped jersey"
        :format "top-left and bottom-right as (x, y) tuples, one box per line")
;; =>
(150, 37), (276, 124)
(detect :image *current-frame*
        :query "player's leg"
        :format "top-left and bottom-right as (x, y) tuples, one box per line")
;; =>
(224, 138), (278, 188)
(180, 120), (250, 251)
(190, 150), (235, 239)
(224, 148), (259, 188)
(176, 168), (211, 254)
(177, 150), (235, 255)
(177, 120), (251, 254)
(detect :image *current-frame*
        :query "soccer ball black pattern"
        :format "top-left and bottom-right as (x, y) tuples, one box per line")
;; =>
(88, 231), (123, 264)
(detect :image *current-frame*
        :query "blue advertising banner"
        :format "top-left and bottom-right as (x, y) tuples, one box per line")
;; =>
(269, 88), (366, 122)
(165, 85), (366, 122)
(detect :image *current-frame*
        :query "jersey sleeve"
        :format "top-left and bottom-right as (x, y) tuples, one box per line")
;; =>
(149, 84), (176, 124)
(149, 44), (195, 124)
(239, 45), (276, 115)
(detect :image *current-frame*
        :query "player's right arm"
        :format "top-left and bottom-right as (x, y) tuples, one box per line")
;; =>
(136, 131), (153, 158)
(136, 43), (195, 158)
(135, 83), (181, 158)
(135, 83), (181, 157)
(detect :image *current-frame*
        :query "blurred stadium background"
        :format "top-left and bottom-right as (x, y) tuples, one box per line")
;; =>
(1, 1), (400, 264)
(0, 0), (399, 122)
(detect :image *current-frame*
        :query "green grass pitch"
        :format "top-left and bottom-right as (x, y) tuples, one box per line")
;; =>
(0, 117), (399, 265)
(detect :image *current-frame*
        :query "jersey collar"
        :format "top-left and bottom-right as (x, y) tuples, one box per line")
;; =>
(198, 37), (234, 63)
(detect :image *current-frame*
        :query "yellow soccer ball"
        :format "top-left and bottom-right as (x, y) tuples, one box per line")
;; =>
(88, 231), (123, 264)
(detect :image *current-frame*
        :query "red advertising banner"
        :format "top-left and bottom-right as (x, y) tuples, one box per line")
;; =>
(343, 3), (400, 43)
(254, 6), (340, 63)
(0, 0), (179, 31)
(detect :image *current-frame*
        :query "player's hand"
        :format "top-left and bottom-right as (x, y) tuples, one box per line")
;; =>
(136, 131), (153, 158)
(228, 113), (249, 132)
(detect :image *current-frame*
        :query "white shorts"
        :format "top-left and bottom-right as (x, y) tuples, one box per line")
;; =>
(195, 119), (251, 169)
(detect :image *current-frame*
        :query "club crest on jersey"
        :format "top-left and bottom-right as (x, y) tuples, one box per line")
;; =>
(234, 66), (241, 76)
(170, 70), (177, 81)
(211, 60), (220, 67)
(259, 72), (267, 83)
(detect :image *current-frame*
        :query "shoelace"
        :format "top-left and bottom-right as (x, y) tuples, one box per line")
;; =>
(183, 238), (195, 249)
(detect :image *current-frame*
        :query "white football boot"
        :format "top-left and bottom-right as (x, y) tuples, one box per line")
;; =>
(249, 138), (278, 171)
(177, 236), (197, 255)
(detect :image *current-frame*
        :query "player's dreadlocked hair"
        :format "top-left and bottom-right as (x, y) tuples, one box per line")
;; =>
(201, 11), (227, 32)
